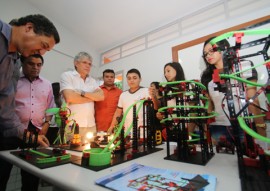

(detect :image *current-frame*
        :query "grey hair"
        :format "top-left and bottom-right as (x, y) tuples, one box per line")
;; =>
(74, 52), (93, 62)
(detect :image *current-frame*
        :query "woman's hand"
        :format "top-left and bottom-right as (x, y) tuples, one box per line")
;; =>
(148, 86), (157, 99)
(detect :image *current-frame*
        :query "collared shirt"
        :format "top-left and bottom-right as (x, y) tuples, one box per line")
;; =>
(95, 85), (122, 131)
(60, 70), (100, 127)
(0, 19), (24, 138)
(15, 72), (55, 130)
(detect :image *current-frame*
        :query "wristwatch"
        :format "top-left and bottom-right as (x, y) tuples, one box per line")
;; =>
(44, 120), (51, 125)
(81, 90), (86, 97)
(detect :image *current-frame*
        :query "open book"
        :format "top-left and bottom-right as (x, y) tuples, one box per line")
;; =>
(96, 163), (216, 191)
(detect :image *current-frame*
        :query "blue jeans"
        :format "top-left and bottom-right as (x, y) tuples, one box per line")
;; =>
(209, 125), (234, 145)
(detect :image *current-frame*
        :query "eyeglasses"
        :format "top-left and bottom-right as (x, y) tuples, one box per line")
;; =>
(202, 49), (216, 58)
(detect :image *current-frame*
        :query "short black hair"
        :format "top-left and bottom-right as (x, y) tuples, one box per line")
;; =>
(103, 69), (115, 77)
(127, 68), (141, 78)
(10, 14), (60, 44)
(20, 54), (44, 65)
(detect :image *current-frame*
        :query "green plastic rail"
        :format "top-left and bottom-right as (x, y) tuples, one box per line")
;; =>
(220, 74), (264, 87)
(160, 112), (218, 124)
(36, 154), (71, 164)
(217, 60), (270, 87)
(210, 28), (270, 45)
(231, 60), (270, 76)
(159, 80), (206, 90)
(158, 104), (209, 113)
(28, 149), (71, 164)
(110, 100), (145, 151)
(101, 99), (145, 153)
(237, 115), (270, 143)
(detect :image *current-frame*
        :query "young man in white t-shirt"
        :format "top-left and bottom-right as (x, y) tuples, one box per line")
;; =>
(108, 69), (150, 138)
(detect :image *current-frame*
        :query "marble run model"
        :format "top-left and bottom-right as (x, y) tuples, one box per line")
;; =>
(82, 99), (160, 168)
(158, 80), (217, 165)
(210, 28), (270, 189)
(46, 103), (78, 146)
(15, 130), (71, 167)
(103, 99), (156, 152)
(216, 135), (235, 154)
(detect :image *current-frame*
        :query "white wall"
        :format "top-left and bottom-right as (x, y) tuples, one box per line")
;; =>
(0, 0), (99, 83)
(1, 0), (270, 89)
(97, 6), (270, 90)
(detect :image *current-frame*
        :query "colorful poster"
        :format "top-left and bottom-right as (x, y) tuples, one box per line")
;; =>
(96, 163), (216, 191)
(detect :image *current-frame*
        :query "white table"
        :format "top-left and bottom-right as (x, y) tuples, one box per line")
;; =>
(0, 144), (241, 191)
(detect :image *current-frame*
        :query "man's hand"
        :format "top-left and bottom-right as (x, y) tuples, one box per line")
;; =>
(37, 134), (50, 147)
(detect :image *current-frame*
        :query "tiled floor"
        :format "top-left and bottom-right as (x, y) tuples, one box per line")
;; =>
(6, 166), (54, 191)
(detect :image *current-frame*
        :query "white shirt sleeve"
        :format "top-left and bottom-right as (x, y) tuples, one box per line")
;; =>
(60, 71), (74, 92)
(144, 87), (150, 99)
(117, 92), (124, 108)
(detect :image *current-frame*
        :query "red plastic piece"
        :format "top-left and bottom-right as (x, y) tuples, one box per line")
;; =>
(207, 117), (215, 124)
(180, 82), (186, 91)
(167, 108), (174, 114)
(56, 157), (61, 162)
(212, 69), (220, 83)
(132, 150), (138, 154)
(265, 61), (270, 69)
(266, 112), (270, 120)
(25, 154), (32, 160)
(233, 32), (244, 44)
(127, 154), (132, 160)
(243, 158), (260, 168)
(220, 79), (225, 84)
(83, 152), (90, 157)
(173, 119), (180, 123)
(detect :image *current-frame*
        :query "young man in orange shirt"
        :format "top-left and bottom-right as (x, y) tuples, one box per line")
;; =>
(95, 69), (122, 132)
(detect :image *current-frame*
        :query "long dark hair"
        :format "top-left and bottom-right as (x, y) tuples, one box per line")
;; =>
(200, 37), (230, 89)
(164, 62), (185, 81)
(52, 82), (62, 108)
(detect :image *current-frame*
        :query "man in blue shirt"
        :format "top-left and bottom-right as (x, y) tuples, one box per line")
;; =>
(0, 14), (60, 191)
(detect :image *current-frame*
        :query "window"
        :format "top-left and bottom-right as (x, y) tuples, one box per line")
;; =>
(101, 0), (270, 65)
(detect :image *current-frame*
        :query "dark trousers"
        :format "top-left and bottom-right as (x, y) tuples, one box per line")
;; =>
(0, 136), (39, 191)
(46, 127), (59, 144)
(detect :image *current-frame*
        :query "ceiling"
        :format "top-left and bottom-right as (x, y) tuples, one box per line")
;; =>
(25, 0), (219, 53)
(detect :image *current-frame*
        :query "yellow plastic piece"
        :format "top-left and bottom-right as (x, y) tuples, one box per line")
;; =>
(156, 130), (162, 145)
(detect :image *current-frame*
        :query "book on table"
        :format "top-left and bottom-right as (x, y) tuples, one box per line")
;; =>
(95, 163), (216, 191)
